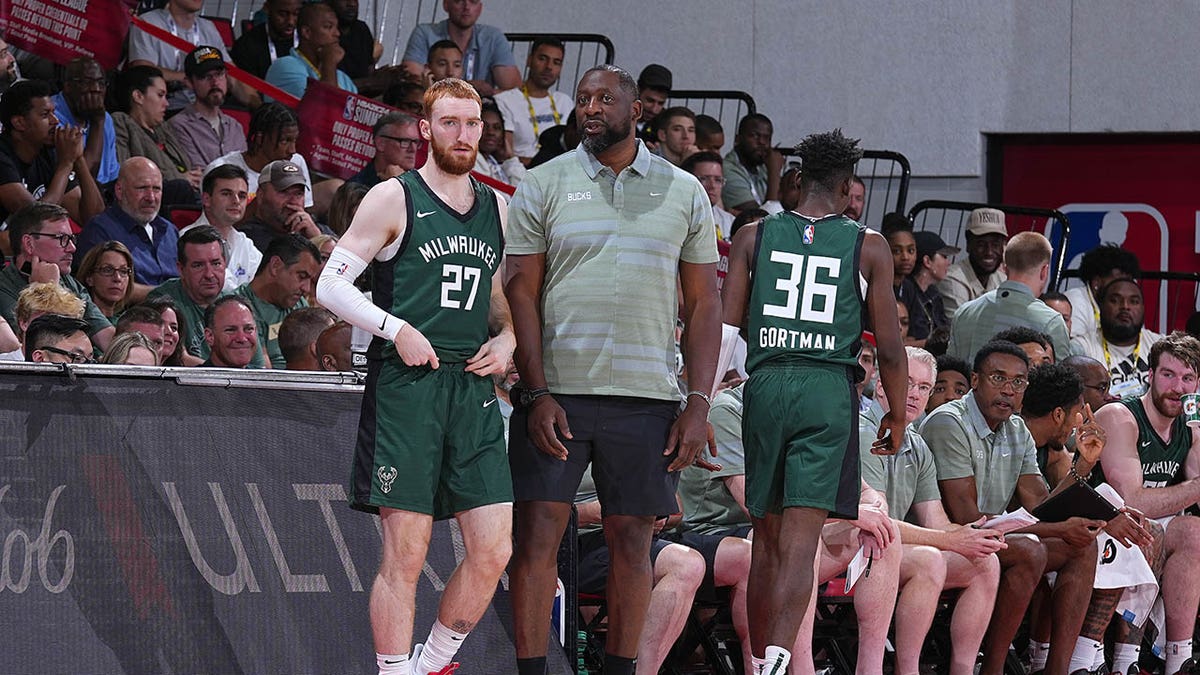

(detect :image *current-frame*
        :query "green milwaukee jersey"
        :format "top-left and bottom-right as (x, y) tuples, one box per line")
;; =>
(368, 171), (503, 363)
(745, 212), (866, 373)
(1094, 397), (1193, 489)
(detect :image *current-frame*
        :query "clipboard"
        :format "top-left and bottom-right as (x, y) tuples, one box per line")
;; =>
(1031, 480), (1120, 523)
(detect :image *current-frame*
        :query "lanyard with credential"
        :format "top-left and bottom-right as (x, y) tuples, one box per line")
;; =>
(1102, 332), (1141, 374)
(165, 14), (201, 69)
(267, 32), (301, 63)
(522, 85), (561, 140)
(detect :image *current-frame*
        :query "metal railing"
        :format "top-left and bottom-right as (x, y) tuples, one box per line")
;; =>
(505, 33), (614, 94)
(777, 148), (911, 231)
(667, 89), (756, 149)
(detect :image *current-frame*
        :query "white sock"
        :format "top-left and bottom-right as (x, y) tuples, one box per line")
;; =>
(1029, 641), (1051, 672)
(761, 645), (791, 674)
(376, 652), (408, 675)
(1166, 639), (1192, 675)
(1070, 638), (1103, 673)
(1093, 643), (1107, 670)
(1112, 643), (1140, 674)
(415, 620), (469, 672)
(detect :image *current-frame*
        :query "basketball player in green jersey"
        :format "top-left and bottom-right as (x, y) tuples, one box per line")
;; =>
(1095, 332), (1200, 675)
(717, 129), (908, 675)
(317, 78), (515, 675)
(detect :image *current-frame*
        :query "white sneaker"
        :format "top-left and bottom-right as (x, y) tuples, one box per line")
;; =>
(409, 644), (423, 675)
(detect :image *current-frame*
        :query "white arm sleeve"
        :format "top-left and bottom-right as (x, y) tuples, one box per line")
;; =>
(316, 246), (405, 342)
(713, 322), (742, 396)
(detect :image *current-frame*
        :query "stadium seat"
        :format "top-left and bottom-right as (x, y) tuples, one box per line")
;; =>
(203, 15), (235, 48)
(166, 205), (202, 230)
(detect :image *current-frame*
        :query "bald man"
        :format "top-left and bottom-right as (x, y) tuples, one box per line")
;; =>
(77, 157), (179, 296)
(317, 319), (353, 371)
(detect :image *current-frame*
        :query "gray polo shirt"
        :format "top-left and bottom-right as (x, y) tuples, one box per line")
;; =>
(680, 386), (749, 534)
(919, 391), (1041, 515)
(947, 280), (1072, 364)
(858, 418), (940, 520)
(506, 141), (718, 401)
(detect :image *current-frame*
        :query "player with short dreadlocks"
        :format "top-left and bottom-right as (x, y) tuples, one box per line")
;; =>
(716, 129), (909, 674)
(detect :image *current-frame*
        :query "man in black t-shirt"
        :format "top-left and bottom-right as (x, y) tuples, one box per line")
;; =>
(230, 0), (302, 80)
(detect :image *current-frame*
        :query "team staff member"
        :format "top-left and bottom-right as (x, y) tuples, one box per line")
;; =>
(504, 64), (720, 675)
(317, 78), (515, 675)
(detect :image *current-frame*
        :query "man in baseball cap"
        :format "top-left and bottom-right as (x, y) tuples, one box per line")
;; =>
(238, 159), (328, 251)
(937, 207), (1008, 315)
(171, 46), (248, 168)
(906, 231), (959, 345)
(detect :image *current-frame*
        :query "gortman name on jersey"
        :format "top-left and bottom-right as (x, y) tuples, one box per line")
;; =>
(418, 234), (499, 269)
(758, 327), (838, 351)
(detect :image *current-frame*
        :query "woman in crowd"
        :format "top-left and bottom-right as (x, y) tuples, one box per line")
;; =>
(112, 65), (201, 205)
(76, 241), (135, 323)
(325, 181), (368, 236)
(100, 331), (159, 366)
(142, 296), (203, 367)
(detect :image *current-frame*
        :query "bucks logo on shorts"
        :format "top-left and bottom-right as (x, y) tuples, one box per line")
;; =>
(377, 466), (398, 494)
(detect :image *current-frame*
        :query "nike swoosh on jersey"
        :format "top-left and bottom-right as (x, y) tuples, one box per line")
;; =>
(417, 210), (436, 218)
(483, 397), (497, 408)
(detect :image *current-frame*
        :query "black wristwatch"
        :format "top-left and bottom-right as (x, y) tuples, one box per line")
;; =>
(517, 385), (551, 410)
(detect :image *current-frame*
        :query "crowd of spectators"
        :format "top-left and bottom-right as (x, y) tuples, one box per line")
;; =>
(3, 2), (1200, 674)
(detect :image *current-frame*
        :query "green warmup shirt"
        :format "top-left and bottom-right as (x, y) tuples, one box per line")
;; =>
(745, 212), (866, 374)
(369, 171), (502, 363)
(235, 283), (306, 369)
(1093, 397), (1194, 489)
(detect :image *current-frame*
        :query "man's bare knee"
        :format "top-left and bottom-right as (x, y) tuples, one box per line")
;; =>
(904, 545), (947, 588)
(655, 545), (705, 592)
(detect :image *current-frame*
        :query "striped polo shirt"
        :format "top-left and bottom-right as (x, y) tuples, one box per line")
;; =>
(506, 141), (718, 401)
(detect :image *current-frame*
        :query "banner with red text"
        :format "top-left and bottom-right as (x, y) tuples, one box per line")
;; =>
(0, 0), (133, 70)
(296, 80), (394, 181)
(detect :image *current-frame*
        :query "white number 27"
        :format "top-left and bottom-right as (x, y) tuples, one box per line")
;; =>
(761, 252), (840, 324)
(440, 264), (482, 310)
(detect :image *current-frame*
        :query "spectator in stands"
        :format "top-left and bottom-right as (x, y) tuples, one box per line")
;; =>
(382, 80), (427, 117)
(231, 0), (301, 80)
(181, 164), (258, 291)
(23, 314), (92, 363)
(634, 64), (671, 145)
(127, 0), (259, 112)
(13, 281), (84, 339)
(114, 304), (167, 358)
(896, 299), (910, 339)
(844, 175), (865, 221)
(995, 325), (1054, 368)
(235, 234), (321, 368)
(1040, 290), (1073, 333)
(0, 80), (104, 245)
(201, 295), (258, 368)
(348, 112), (421, 188)
(0, 203), (113, 349)
(316, 319), (352, 371)
(921, 340), (1102, 675)
(326, 180), (367, 236)
(400, 0), (520, 97)
(112, 66), (201, 205)
(100, 330), (159, 365)
(205, 102), (315, 207)
(169, 47), (248, 170)
(143, 294), (202, 366)
(527, 112), (577, 169)
(681, 151), (734, 242)
(938, 207), (1008, 316)
(327, 0), (382, 80)
(677, 382), (903, 674)
(654, 106), (700, 166)
(1065, 244), (1140, 342)
(1062, 354), (1119, 410)
(722, 113), (776, 214)
(494, 37), (572, 164)
(859, 346), (1004, 675)
(78, 157), (179, 290)
(760, 164), (802, 216)
(0, 36), (18, 97)
(278, 305), (335, 370)
(1093, 332), (1200, 675)
(52, 57), (118, 185)
(1072, 278), (1162, 398)
(424, 40), (464, 84)
(904, 231), (956, 347)
(266, 2), (357, 99)
(948, 232), (1071, 364)
(886, 226), (917, 298)
(309, 234), (338, 305)
(928, 353), (970, 412)
(237, 159), (327, 252)
(75, 241), (135, 322)
(148, 225), (226, 359)
(474, 102), (525, 186)
(694, 114), (724, 154)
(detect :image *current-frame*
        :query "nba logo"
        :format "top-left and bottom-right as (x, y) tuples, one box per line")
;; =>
(1048, 203), (1168, 331)
(343, 97), (356, 121)
(803, 223), (814, 245)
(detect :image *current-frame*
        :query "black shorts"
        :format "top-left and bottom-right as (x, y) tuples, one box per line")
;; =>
(577, 531), (673, 595)
(509, 394), (680, 517)
(671, 531), (733, 592)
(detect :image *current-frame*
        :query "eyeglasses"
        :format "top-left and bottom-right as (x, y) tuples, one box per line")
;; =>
(96, 265), (133, 279)
(1082, 382), (1109, 393)
(29, 232), (77, 248)
(907, 380), (933, 395)
(378, 134), (421, 148)
(985, 372), (1029, 392)
(39, 346), (95, 364)
(696, 175), (726, 186)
